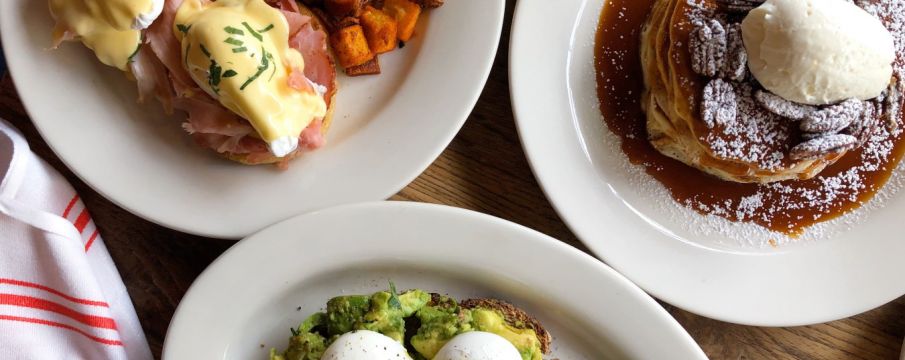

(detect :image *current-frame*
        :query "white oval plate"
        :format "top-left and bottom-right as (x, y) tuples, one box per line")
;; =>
(510, 0), (905, 326)
(162, 202), (706, 359)
(0, 0), (502, 238)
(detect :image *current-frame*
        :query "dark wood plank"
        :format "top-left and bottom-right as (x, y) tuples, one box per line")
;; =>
(1, 1), (903, 359)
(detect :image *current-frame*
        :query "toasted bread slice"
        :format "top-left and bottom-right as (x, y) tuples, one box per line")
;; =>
(459, 298), (552, 355)
(223, 3), (338, 166)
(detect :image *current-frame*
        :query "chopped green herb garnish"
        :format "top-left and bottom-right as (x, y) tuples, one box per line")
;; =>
(223, 70), (238, 78)
(267, 52), (276, 81)
(232, 47), (248, 53)
(128, 44), (141, 63)
(387, 282), (402, 310)
(240, 47), (270, 90)
(224, 37), (244, 46)
(242, 21), (263, 42)
(200, 44), (211, 58)
(289, 327), (300, 337)
(224, 26), (244, 35)
(183, 42), (191, 67)
(258, 24), (274, 33)
(208, 59), (223, 94)
(177, 24), (192, 35)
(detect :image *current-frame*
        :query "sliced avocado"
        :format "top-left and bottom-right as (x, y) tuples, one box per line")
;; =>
(410, 299), (473, 357)
(326, 295), (370, 335)
(411, 301), (544, 360)
(471, 308), (543, 360)
(361, 289), (431, 341)
(270, 313), (327, 360)
(323, 287), (430, 343)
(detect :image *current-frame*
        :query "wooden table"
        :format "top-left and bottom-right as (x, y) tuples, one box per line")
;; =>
(2, 2), (904, 359)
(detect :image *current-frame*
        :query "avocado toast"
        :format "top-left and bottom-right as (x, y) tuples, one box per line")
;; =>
(270, 285), (551, 360)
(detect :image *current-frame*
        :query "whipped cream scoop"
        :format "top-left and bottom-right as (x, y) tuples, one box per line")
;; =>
(741, 0), (895, 105)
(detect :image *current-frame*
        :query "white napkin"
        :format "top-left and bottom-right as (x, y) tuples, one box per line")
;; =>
(0, 119), (152, 360)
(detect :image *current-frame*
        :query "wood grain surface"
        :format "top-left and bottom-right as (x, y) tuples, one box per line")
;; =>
(2, 2), (904, 359)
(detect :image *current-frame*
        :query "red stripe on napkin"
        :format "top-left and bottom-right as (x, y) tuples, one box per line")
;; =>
(0, 315), (123, 346)
(73, 210), (90, 233)
(62, 195), (79, 218)
(0, 294), (118, 330)
(84, 230), (99, 252)
(0, 279), (109, 307)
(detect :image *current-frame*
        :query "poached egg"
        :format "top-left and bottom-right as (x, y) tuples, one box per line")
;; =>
(49, 0), (164, 70)
(174, 0), (327, 157)
(434, 331), (523, 360)
(321, 330), (523, 360)
(321, 330), (413, 360)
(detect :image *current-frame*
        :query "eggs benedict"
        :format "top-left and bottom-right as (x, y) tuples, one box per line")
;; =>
(48, 0), (339, 166)
(49, 0), (164, 70)
(174, 0), (327, 157)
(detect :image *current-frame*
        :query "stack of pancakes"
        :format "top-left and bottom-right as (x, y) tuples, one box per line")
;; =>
(640, 0), (847, 183)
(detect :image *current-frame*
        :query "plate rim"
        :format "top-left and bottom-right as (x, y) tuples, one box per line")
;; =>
(161, 201), (707, 359)
(0, 0), (505, 239)
(509, 0), (905, 326)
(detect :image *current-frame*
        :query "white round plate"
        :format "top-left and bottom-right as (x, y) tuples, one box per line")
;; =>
(162, 202), (706, 359)
(0, 0), (502, 238)
(510, 0), (905, 326)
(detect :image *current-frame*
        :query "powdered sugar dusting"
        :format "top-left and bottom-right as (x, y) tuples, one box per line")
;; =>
(596, 0), (905, 247)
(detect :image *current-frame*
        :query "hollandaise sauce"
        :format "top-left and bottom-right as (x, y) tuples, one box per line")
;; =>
(174, 0), (327, 157)
(49, 0), (163, 70)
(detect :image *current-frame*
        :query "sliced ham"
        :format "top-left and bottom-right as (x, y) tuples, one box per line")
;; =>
(290, 23), (337, 106)
(299, 118), (325, 150)
(146, 0), (197, 96)
(139, 0), (334, 163)
(175, 95), (255, 138)
(130, 45), (175, 113)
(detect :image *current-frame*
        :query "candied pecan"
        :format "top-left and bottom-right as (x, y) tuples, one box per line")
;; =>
(754, 90), (815, 120)
(790, 134), (858, 161)
(716, 0), (766, 13)
(689, 19), (727, 78)
(701, 79), (737, 128)
(800, 99), (864, 133)
(722, 24), (748, 81)
(883, 77), (902, 131)
(801, 131), (834, 141)
(844, 101), (880, 145)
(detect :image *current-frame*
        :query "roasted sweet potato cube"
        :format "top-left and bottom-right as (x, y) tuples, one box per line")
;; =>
(330, 25), (374, 68)
(345, 56), (381, 76)
(325, 0), (362, 17)
(360, 6), (398, 54)
(383, 0), (421, 41)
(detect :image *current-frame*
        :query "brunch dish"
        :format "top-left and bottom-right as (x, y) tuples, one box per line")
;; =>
(1, 0), (503, 237)
(631, 0), (904, 235)
(161, 202), (706, 359)
(270, 285), (550, 359)
(510, 0), (905, 325)
(51, 0), (338, 166)
(48, 0), (442, 166)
